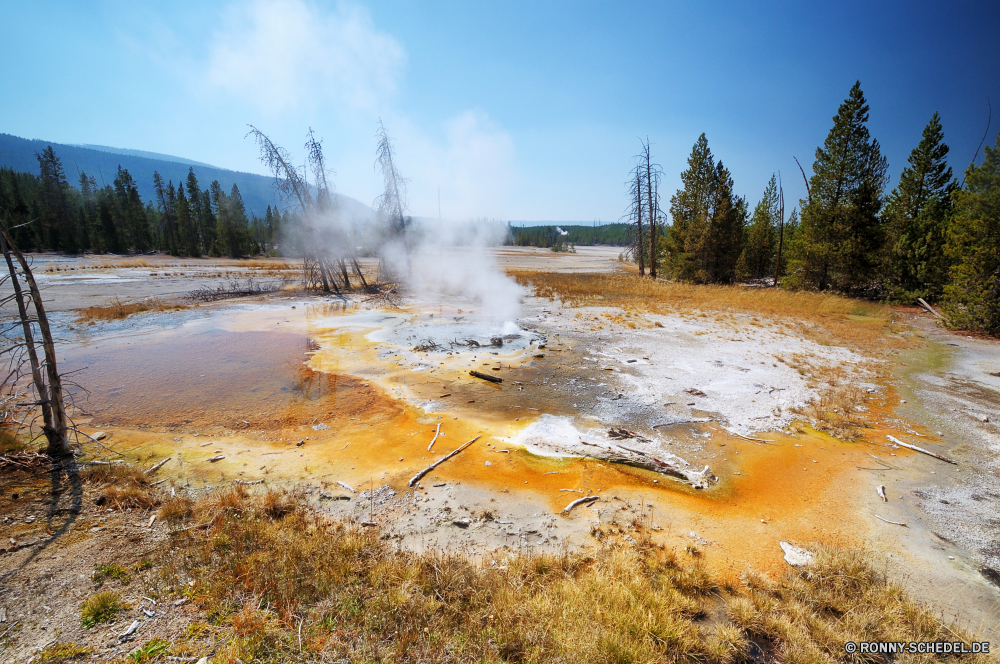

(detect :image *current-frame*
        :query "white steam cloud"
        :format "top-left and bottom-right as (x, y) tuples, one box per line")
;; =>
(207, 0), (405, 113)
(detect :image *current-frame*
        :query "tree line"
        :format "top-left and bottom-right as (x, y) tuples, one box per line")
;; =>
(0, 146), (292, 257)
(635, 81), (999, 336)
(509, 223), (630, 249)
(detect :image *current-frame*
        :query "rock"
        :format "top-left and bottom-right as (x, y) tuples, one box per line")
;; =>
(453, 519), (471, 528)
(93, 431), (108, 440)
(312, 423), (331, 431)
(779, 541), (814, 566)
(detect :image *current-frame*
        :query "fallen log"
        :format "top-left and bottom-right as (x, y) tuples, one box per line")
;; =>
(470, 370), (502, 384)
(207, 455), (225, 462)
(562, 495), (598, 514)
(916, 297), (945, 320)
(409, 435), (481, 487)
(145, 457), (171, 475)
(428, 423), (441, 451)
(874, 514), (906, 527)
(337, 481), (355, 493)
(886, 435), (956, 465)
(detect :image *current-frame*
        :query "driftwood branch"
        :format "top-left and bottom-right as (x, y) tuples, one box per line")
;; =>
(562, 495), (598, 514)
(470, 370), (502, 384)
(428, 423), (441, 451)
(145, 457), (171, 475)
(874, 514), (907, 527)
(916, 297), (945, 320)
(887, 435), (956, 465)
(409, 435), (480, 487)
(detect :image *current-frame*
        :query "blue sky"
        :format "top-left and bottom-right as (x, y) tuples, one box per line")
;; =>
(3, 0), (998, 221)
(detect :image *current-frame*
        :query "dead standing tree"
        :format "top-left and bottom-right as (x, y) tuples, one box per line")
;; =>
(248, 126), (368, 294)
(625, 163), (647, 275)
(373, 119), (411, 282)
(0, 225), (71, 456)
(640, 139), (663, 279)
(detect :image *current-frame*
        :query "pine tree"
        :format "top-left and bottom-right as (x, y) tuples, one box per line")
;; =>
(112, 167), (150, 252)
(791, 82), (888, 293)
(882, 112), (955, 301)
(185, 168), (205, 255)
(176, 184), (197, 256)
(36, 146), (78, 253)
(941, 134), (1000, 335)
(736, 175), (779, 280)
(152, 171), (179, 255)
(666, 134), (746, 283)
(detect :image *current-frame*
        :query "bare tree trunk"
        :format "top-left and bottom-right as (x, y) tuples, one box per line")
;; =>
(352, 258), (369, 290)
(646, 147), (656, 279)
(635, 168), (645, 276)
(316, 256), (332, 292)
(773, 175), (785, 288)
(1, 237), (54, 442)
(0, 228), (70, 456)
(338, 259), (352, 290)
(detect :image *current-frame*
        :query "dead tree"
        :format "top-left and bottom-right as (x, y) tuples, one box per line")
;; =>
(373, 119), (411, 281)
(639, 139), (663, 279)
(624, 163), (647, 274)
(0, 226), (70, 456)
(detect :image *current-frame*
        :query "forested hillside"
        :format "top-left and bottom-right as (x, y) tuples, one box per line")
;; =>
(0, 133), (373, 223)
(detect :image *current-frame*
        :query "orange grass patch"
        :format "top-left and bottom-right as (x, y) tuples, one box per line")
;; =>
(75, 296), (185, 323)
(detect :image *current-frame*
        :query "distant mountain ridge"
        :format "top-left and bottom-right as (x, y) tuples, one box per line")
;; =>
(0, 133), (375, 223)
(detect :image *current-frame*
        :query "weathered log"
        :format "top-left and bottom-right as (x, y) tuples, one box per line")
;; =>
(887, 435), (956, 465)
(562, 495), (598, 514)
(874, 514), (906, 527)
(470, 370), (502, 384)
(428, 423), (441, 451)
(409, 435), (481, 487)
(916, 297), (945, 320)
(145, 457), (171, 474)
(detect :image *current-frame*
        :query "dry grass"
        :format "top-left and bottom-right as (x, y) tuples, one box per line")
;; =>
(154, 488), (985, 664)
(82, 462), (160, 510)
(75, 296), (184, 323)
(80, 590), (126, 627)
(513, 272), (909, 357)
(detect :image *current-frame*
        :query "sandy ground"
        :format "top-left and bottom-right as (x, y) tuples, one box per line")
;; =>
(2, 245), (999, 660)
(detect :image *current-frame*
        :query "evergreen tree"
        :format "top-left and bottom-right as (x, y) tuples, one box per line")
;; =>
(200, 190), (217, 255)
(790, 82), (888, 293)
(152, 171), (179, 255)
(220, 183), (251, 257)
(736, 175), (780, 280)
(97, 185), (123, 253)
(36, 146), (77, 252)
(112, 166), (150, 252)
(78, 172), (98, 251)
(186, 168), (206, 255)
(941, 133), (1000, 335)
(666, 134), (746, 283)
(882, 112), (955, 301)
(176, 184), (198, 256)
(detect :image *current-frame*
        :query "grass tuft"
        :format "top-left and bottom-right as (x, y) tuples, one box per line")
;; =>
(92, 563), (131, 587)
(76, 296), (184, 323)
(33, 642), (92, 664)
(80, 590), (126, 627)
